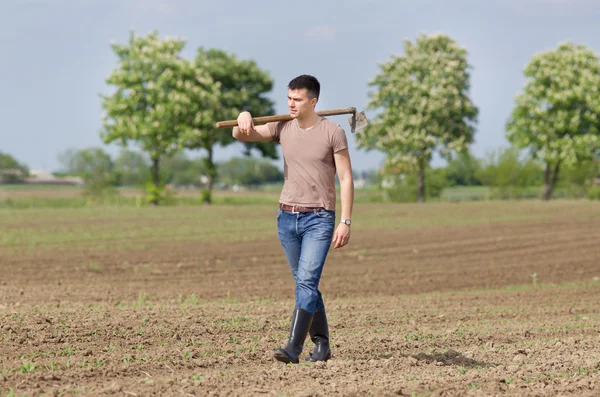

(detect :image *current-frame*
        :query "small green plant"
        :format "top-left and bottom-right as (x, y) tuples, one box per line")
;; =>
(144, 180), (175, 206)
(88, 262), (102, 273)
(19, 361), (35, 373)
(531, 272), (539, 287)
(59, 347), (75, 356)
(184, 293), (200, 306)
(46, 361), (58, 372)
(200, 189), (212, 204)
(134, 291), (149, 308)
(253, 297), (272, 305)
(587, 186), (600, 200)
(192, 373), (204, 381)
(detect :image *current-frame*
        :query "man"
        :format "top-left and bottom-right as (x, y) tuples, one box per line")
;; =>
(232, 74), (354, 364)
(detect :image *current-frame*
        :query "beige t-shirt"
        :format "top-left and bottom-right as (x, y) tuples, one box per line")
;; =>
(267, 117), (348, 211)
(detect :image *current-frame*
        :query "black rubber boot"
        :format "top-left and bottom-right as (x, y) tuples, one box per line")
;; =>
(273, 308), (313, 364)
(306, 309), (331, 362)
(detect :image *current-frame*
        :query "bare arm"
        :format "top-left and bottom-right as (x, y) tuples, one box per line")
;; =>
(332, 148), (354, 249)
(232, 111), (273, 142)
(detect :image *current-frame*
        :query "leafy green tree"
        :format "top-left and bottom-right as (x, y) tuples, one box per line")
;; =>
(444, 150), (483, 186)
(356, 33), (478, 202)
(476, 146), (543, 199)
(0, 152), (28, 183)
(58, 147), (115, 194)
(556, 157), (600, 198)
(113, 149), (149, 187)
(161, 152), (207, 187)
(218, 157), (283, 187)
(506, 42), (600, 200)
(382, 166), (448, 203)
(100, 31), (219, 205)
(184, 48), (277, 203)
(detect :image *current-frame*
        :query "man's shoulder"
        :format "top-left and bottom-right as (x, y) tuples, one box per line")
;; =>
(266, 120), (294, 138)
(267, 120), (293, 128)
(319, 117), (345, 133)
(270, 120), (294, 131)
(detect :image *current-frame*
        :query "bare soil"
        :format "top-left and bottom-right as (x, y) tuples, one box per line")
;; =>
(1, 208), (600, 396)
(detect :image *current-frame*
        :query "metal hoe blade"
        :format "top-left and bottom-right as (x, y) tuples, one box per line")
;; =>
(348, 111), (368, 133)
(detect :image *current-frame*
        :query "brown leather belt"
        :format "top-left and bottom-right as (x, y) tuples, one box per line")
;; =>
(279, 203), (325, 213)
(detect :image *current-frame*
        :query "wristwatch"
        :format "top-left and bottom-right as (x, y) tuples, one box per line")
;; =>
(340, 219), (351, 226)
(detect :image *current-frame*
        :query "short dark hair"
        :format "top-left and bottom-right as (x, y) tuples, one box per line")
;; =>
(288, 74), (320, 100)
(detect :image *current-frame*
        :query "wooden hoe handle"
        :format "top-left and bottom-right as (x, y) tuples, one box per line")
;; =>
(215, 107), (357, 128)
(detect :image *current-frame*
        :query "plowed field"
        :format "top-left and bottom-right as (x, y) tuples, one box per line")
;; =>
(1, 200), (599, 396)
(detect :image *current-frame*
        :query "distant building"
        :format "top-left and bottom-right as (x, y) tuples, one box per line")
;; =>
(25, 170), (84, 186)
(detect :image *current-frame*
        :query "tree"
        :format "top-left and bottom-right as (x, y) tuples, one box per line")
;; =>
(0, 152), (29, 183)
(184, 48), (277, 204)
(58, 147), (115, 194)
(218, 157), (283, 187)
(556, 157), (600, 198)
(356, 33), (478, 202)
(100, 31), (219, 205)
(445, 150), (483, 186)
(476, 146), (543, 199)
(506, 42), (600, 200)
(382, 166), (448, 203)
(161, 152), (207, 187)
(113, 149), (149, 187)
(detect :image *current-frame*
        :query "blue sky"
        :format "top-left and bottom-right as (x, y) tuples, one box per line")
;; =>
(2, 0), (599, 173)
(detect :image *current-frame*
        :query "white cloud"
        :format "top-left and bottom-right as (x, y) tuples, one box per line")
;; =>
(304, 25), (337, 41)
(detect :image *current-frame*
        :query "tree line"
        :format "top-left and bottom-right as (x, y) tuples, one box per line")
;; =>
(2, 31), (600, 203)
(55, 147), (284, 192)
(380, 147), (599, 202)
(2, 143), (598, 201)
(357, 34), (600, 202)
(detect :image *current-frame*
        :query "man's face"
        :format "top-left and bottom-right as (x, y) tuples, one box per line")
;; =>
(287, 88), (317, 119)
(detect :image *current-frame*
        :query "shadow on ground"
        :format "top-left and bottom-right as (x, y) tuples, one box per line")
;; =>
(409, 349), (495, 368)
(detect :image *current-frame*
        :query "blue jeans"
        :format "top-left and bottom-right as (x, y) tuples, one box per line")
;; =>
(277, 207), (335, 314)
